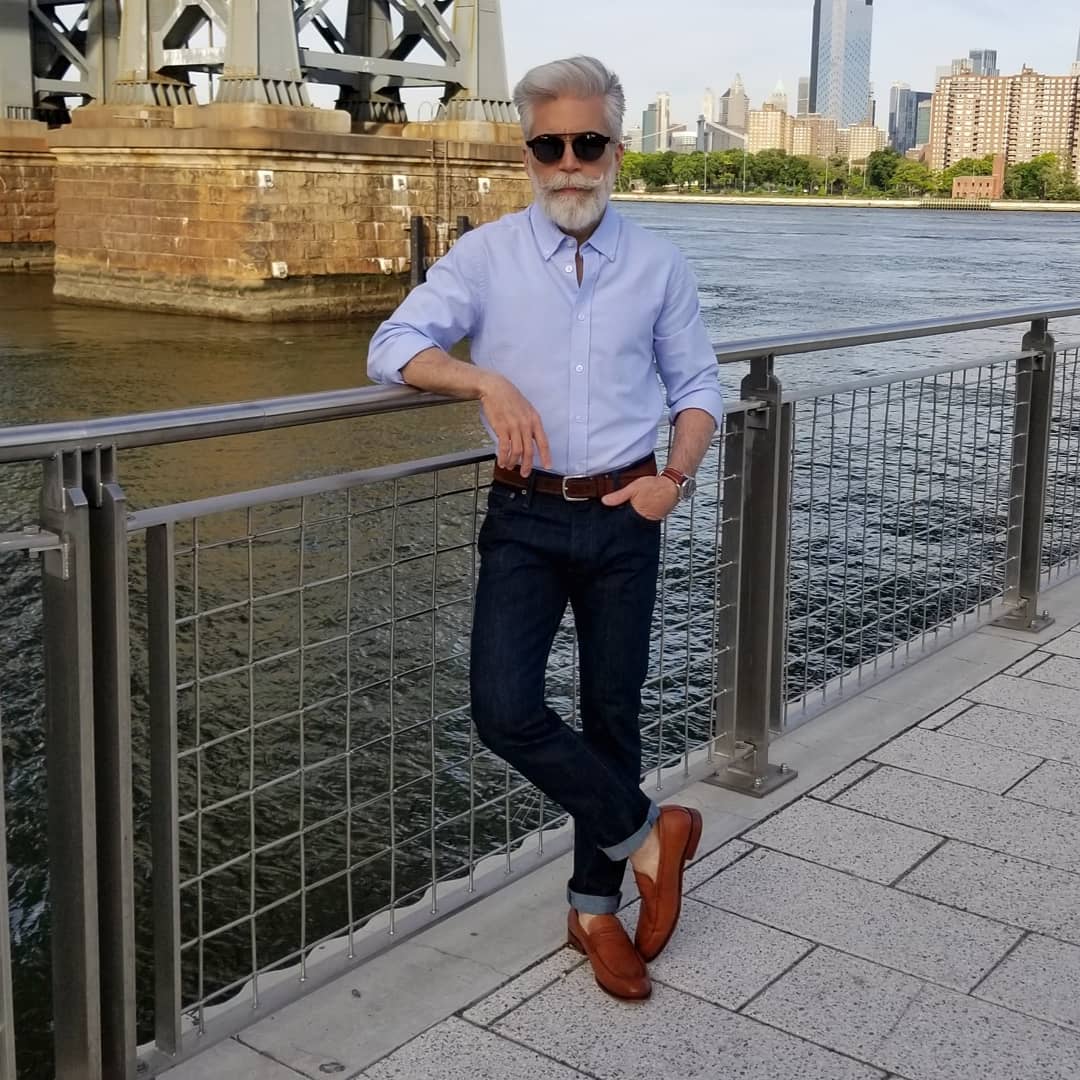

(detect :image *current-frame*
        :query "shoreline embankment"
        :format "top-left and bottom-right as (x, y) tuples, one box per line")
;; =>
(611, 193), (1080, 212)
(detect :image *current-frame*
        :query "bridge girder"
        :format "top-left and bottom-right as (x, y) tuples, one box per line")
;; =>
(0, 0), (514, 122)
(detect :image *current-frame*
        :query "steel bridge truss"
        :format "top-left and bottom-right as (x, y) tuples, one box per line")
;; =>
(0, 0), (512, 124)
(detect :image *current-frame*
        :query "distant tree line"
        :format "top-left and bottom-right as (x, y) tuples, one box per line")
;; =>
(618, 148), (1080, 201)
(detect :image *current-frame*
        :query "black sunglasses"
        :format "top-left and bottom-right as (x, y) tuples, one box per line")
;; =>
(525, 131), (613, 165)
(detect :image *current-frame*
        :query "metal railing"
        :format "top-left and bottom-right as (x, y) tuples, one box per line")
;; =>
(1, 301), (1080, 1079)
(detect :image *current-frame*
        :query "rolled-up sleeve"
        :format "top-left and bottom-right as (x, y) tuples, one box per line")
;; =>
(652, 253), (724, 426)
(367, 231), (485, 385)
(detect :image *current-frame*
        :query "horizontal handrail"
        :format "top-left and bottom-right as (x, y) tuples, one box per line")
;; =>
(711, 301), (1080, 364)
(0, 301), (1078, 463)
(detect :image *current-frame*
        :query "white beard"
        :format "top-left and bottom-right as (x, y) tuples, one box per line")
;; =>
(527, 159), (616, 234)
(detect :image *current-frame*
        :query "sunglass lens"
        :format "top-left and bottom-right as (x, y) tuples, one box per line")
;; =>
(530, 136), (564, 164)
(572, 134), (609, 162)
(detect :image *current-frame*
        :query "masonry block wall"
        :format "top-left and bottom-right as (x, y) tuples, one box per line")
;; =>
(0, 122), (56, 272)
(48, 127), (530, 320)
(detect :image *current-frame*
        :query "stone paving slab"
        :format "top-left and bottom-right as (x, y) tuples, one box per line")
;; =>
(744, 946), (1080, 1080)
(867, 727), (1042, 794)
(835, 767), (1080, 874)
(1021, 653), (1080, 689)
(896, 840), (1080, 943)
(965, 674), (1080, 724)
(644, 897), (813, 1009)
(975, 934), (1080, 1031)
(691, 849), (1019, 991)
(158, 1039), (304, 1080)
(493, 968), (885, 1080)
(463, 949), (584, 1027)
(809, 760), (879, 800)
(744, 797), (941, 884)
(1007, 761), (1080, 814)
(1042, 630), (1080, 658)
(917, 699), (973, 731)
(682, 838), (753, 891)
(362, 1016), (590, 1079)
(942, 704), (1080, 767)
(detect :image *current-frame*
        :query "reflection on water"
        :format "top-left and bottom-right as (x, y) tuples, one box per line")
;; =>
(3, 204), (1080, 1077)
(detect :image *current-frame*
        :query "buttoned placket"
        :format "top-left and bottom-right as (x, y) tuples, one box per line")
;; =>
(561, 237), (598, 475)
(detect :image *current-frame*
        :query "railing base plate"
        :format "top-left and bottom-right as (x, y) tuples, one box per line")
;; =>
(991, 611), (1055, 633)
(703, 762), (798, 798)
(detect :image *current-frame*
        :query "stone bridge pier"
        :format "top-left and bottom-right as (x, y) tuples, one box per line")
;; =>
(0, 0), (530, 319)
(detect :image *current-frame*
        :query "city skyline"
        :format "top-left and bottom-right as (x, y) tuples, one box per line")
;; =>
(499, 0), (1079, 135)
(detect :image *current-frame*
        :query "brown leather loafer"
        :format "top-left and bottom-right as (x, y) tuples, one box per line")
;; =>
(567, 910), (651, 1000)
(633, 804), (703, 962)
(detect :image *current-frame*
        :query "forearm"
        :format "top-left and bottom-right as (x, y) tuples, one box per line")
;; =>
(400, 347), (493, 400)
(666, 408), (717, 475)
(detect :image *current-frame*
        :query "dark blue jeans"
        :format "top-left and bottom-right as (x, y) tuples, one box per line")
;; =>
(470, 482), (661, 915)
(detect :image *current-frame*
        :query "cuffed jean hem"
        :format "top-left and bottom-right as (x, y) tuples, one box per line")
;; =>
(567, 888), (622, 915)
(600, 800), (660, 862)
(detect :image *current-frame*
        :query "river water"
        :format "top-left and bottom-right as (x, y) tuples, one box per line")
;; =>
(2, 202), (1080, 1077)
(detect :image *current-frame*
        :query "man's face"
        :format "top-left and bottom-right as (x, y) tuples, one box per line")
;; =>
(524, 95), (624, 234)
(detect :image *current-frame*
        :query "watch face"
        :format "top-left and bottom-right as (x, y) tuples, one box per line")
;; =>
(681, 475), (697, 500)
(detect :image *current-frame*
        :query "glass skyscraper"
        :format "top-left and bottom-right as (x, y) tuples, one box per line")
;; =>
(888, 84), (932, 154)
(809, 0), (875, 128)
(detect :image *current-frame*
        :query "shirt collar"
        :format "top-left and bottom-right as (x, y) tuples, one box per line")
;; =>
(529, 201), (621, 263)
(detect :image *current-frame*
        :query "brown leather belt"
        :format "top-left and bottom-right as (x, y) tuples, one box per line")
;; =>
(492, 454), (657, 501)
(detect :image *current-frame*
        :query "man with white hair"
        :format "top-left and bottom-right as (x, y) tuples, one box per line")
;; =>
(368, 56), (723, 1001)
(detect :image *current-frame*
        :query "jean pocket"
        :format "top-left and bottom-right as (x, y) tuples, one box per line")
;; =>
(625, 502), (662, 528)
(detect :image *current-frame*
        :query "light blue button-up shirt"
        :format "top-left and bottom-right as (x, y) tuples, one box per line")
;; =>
(367, 202), (724, 476)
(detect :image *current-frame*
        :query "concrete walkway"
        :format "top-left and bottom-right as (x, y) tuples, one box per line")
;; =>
(165, 574), (1080, 1080)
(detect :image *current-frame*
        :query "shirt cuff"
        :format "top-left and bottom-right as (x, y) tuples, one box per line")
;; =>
(670, 388), (725, 428)
(368, 330), (440, 386)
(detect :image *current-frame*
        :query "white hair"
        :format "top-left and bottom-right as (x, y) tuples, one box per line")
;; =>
(513, 56), (625, 141)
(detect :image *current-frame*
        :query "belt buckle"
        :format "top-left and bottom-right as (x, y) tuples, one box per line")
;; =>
(561, 474), (591, 502)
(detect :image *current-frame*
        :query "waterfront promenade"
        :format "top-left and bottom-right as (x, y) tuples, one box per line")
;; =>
(161, 573), (1080, 1080)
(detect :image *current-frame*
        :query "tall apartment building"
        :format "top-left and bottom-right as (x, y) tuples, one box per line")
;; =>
(929, 68), (1080, 178)
(656, 91), (672, 150)
(915, 97), (932, 146)
(809, 0), (875, 127)
(792, 114), (839, 157)
(747, 105), (842, 158)
(747, 105), (794, 154)
(889, 83), (932, 154)
(718, 74), (749, 131)
(641, 104), (659, 153)
(838, 120), (887, 161)
(969, 49), (999, 77)
(798, 76), (811, 117)
(702, 88), (717, 124)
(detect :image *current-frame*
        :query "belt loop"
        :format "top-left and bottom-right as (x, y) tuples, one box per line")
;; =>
(524, 469), (536, 507)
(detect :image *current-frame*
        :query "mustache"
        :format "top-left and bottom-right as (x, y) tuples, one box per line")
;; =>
(536, 172), (606, 193)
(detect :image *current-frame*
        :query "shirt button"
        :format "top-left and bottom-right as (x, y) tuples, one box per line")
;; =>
(575, 365), (584, 372)
(577, 314), (586, 321)
(564, 265), (574, 273)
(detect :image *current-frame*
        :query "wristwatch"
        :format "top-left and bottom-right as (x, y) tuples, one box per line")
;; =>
(660, 466), (697, 502)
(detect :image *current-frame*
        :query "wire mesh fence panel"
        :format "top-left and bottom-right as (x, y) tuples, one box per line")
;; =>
(1043, 345), (1080, 586)
(784, 360), (1020, 722)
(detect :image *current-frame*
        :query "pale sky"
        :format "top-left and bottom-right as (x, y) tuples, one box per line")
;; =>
(499, 0), (1080, 131)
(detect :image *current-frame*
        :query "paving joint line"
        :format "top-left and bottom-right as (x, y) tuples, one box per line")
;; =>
(460, 1014), (606, 1080)
(966, 929), (1031, 995)
(234, 1034), (314, 1079)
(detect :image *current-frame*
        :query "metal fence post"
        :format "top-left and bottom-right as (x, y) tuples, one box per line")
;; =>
(146, 524), (182, 1056)
(994, 319), (1056, 632)
(39, 451), (103, 1080)
(707, 355), (798, 796)
(82, 448), (138, 1080)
